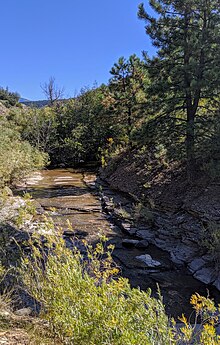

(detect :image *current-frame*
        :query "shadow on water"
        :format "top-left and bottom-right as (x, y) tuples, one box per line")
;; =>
(14, 168), (220, 320)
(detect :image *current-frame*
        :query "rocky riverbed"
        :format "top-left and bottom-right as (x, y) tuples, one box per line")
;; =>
(0, 168), (214, 319)
(96, 175), (220, 291)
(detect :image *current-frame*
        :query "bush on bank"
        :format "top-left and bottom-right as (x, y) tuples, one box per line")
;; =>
(0, 120), (48, 188)
(19, 222), (220, 345)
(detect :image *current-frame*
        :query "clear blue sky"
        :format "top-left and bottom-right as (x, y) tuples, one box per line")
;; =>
(0, 1), (153, 100)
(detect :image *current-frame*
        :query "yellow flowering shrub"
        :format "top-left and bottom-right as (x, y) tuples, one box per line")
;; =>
(18, 217), (220, 345)
(177, 293), (220, 345)
(20, 222), (175, 345)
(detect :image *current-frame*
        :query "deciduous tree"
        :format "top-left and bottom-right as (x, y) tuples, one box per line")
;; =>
(41, 77), (64, 106)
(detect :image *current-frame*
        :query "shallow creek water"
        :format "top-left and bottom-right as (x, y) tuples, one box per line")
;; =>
(16, 168), (220, 319)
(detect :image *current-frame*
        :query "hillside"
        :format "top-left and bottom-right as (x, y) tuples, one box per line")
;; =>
(19, 99), (50, 108)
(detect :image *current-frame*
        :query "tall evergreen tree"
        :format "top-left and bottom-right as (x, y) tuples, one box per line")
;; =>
(138, 0), (220, 180)
(109, 55), (147, 146)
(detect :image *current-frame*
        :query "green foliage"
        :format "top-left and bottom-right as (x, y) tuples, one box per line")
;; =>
(116, 206), (132, 220)
(0, 86), (20, 106)
(8, 106), (58, 154)
(14, 193), (37, 228)
(0, 116), (48, 188)
(20, 227), (175, 345)
(99, 137), (116, 167)
(177, 293), (220, 345)
(8, 85), (122, 166)
(199, 111), (220, 179)
(18, 222), (220, 345)
(109, 55), (148, 145)
(44, 85), (124, 166)
(138, 0), (220, 179)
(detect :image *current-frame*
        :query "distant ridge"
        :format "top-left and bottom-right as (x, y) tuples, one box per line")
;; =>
(19, 98), (50, 108)
(19, 98), (69, 108)
(19, 98), (30, 103)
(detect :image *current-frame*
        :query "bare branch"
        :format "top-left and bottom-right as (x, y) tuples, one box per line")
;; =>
(41, 77), (65, 106)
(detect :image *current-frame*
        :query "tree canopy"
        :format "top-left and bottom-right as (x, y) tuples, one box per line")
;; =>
(138, 0), (220, 180)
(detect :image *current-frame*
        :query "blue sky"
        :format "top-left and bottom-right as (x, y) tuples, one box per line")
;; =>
(0, 1), (153, 100)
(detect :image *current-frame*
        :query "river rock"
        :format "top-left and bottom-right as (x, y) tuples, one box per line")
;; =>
(201, 254), (213, 262)
(170, 252), (184, 266)
(213, 275), (220, 290)
(171, 244), (198, 263)
(126, 227), (138, 235)
(120, 222), (135, 234)
(194, 268), (215, 285)
(155, 216), (171, 227)
(135, 240), (149, 249)
(136, 228), (154, 240)
(154, 238), (175, 251)
(113, 250), (149, 269)
(122, 239), (139, 248)
(188, 258), (206, 273)
(136, 254), (161, 267)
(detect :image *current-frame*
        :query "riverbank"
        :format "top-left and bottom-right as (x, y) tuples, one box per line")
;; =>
(99, 151), (220, 292)
(1, 169), (219, 319)
(1, 168), (220, 343)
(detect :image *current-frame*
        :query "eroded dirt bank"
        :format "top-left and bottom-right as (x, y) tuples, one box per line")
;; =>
(100, 152), (220, 292)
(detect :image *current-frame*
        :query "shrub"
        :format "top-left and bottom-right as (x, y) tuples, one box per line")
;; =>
(1, 212), (217, 345)
(0, 87), (19, 106)
(177, 293), (220, 345)
(20, 228), (175, 345)
(0, 124), (48, 188)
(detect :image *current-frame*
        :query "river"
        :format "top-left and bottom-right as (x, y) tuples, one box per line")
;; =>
(17, 168), (220, 319)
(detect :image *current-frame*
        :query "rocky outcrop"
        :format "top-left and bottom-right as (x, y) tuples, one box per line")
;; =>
(97, 174), (220, 292)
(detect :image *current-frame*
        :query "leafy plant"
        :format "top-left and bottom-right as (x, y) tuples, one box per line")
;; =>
(14, 193), (37, 227)
(176, 293), (220, 345)
(20, 224), (175, 345)
(0, 86), (20, 106)
(0, 121), (48, 188)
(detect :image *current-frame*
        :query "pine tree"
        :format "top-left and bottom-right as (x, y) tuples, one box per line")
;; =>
(138, 0), (220, 180)
(109, 55), (147, 147)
